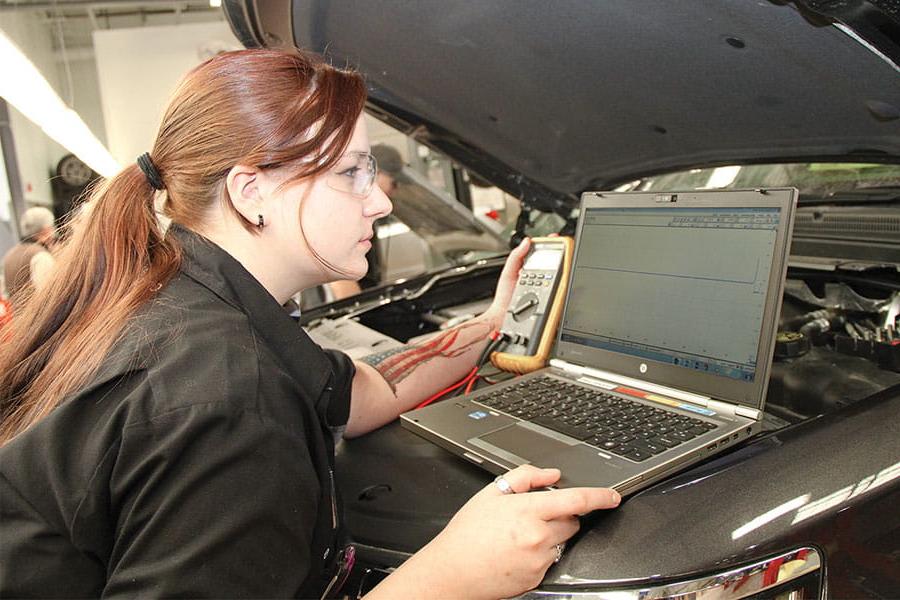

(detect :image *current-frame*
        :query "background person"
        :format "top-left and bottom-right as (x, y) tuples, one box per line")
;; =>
(2, 206), (57, 305)
(371, 142), (404, 197)
(0, 49), (619, 600)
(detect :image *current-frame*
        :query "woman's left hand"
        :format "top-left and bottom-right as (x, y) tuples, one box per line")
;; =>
(484, 238), (531, 330)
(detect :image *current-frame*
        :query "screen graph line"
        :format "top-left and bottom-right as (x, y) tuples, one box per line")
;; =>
(576, 257), (761, 286)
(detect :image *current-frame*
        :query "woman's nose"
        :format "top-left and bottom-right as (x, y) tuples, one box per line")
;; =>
(365, 184), (393, 218)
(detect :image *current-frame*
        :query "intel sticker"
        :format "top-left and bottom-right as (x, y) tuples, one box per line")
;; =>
(468, 411), (489, 420)
(679, 403), (716, 416)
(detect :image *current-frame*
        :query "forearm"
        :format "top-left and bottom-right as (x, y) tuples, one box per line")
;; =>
(362, 538), (482, 600)
(344, 310), (503, 437)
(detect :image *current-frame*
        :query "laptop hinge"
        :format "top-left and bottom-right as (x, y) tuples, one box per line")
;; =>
(706, 399), (740, 419)
(734, 405), (762, 420)
(550, 359), (759, 420)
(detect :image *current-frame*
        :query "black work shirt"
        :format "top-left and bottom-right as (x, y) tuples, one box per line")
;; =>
(0, 225), (356, 598)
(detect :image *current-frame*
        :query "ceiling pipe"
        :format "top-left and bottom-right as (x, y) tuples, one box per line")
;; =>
(0, 1), (212, 12)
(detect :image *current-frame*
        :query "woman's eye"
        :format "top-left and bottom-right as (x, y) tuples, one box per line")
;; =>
(338, 166), (360, 178)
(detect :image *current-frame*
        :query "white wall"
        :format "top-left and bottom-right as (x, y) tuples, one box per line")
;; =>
(0, 11), (66, 209)
(62, 51), (107, 147)
(0, 137), (15, 260)
(93, 21), (240, 166)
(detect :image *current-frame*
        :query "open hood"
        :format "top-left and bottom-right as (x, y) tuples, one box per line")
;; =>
(225, 0), (900, 212)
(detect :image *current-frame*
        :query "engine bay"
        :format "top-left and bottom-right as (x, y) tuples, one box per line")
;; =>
(304, 261), (900, 427)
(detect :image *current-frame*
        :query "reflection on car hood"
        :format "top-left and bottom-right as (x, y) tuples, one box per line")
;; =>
(226, 0), (900, 212)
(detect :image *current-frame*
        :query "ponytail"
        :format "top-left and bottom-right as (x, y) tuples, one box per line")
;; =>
(0, 48), (365, 445)
(0, 164), (181, 445)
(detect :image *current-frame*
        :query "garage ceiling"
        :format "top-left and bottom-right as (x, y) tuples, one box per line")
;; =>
(0, 1), (222, 50)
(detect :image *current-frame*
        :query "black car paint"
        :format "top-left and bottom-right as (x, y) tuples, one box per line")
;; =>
(553, 387), (899, 593)
(335, 385), (899, 596)
(225, 0), (900, 215)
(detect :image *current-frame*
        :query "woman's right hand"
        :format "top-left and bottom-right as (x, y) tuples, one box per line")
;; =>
(368, 464), (621, 600)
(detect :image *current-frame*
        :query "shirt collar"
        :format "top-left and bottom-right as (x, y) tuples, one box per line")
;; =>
(169, 223), (332, 400)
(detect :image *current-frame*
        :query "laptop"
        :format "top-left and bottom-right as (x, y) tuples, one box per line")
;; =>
(400, 188), (796, 495)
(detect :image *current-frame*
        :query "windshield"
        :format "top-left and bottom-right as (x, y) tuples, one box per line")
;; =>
(616, 163), (900, 203)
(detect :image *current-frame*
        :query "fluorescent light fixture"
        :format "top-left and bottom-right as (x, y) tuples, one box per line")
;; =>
(0, 29), (120, 177)
(0, 139), (11, 222)
(209, 0), (222, 7)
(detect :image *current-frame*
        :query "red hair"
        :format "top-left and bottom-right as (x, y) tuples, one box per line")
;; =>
(0, 49), (366, 444)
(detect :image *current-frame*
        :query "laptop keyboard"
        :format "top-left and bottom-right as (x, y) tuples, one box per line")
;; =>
(475, 376), (718, 462)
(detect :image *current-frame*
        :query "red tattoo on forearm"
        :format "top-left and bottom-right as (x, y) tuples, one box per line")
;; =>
(362, 321), (491, 391)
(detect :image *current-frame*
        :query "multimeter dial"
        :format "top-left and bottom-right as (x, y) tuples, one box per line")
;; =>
(511, 292), (540, 322)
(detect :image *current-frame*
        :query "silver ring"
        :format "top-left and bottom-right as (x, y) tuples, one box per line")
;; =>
(553, 543), (565, 563)
(494, 475), (515, 495)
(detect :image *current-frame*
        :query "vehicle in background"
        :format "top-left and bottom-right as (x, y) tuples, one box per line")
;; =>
(367, 163), (507, 284)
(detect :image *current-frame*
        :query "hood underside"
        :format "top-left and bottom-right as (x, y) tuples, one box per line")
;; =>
(227, 0), (900, 211)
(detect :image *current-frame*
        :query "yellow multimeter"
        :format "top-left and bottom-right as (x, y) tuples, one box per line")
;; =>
(491, 236), (574, 374)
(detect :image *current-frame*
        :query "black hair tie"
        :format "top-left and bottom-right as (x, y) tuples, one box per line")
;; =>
(137, 153), (165, 191)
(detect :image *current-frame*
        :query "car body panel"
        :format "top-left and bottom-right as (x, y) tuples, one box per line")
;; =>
(337, 384), (900, 595)
(548, 386), (900, 589)
(226, 0), (900, 214)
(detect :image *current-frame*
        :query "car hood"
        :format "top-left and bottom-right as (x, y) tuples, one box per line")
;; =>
(226, 0), (900, 212)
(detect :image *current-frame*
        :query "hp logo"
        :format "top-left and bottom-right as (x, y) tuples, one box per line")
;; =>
(639, 363), (648, 374)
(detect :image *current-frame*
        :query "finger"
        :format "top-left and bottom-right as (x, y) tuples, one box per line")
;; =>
(510, 237), (531, 264)
(514, 236), (531, 255)
(489, 465), (560, 495)
(501, 237), (530, 275)
(489, 239), (531, 315)
(533, 487), (621, 519)
(544, 514), (580, 543)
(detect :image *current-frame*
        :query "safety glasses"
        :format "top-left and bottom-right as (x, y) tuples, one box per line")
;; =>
(326, 151), (377, 198)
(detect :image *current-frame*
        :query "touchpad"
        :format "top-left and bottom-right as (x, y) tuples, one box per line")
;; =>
(478, 425), (572, 462)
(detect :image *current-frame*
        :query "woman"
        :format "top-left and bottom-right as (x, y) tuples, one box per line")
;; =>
(0, 49), (620, 599)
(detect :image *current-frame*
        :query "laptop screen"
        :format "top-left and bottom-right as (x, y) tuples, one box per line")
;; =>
(555, 191), (794, 409)
(561, 206), (780, 382)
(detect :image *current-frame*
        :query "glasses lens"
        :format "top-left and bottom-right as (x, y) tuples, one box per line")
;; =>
(328, 152), (376, 198)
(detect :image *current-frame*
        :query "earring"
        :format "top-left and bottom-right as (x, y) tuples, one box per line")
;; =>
(257, 214), (264, 228)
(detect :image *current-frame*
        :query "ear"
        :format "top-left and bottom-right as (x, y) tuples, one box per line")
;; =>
(225, 164), (264, 227)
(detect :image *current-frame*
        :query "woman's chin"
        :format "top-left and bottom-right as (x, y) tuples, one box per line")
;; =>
(340, 262), (367, 282)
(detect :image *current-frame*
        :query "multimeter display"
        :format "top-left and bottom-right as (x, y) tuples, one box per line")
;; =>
(524, 248), (563, 271)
